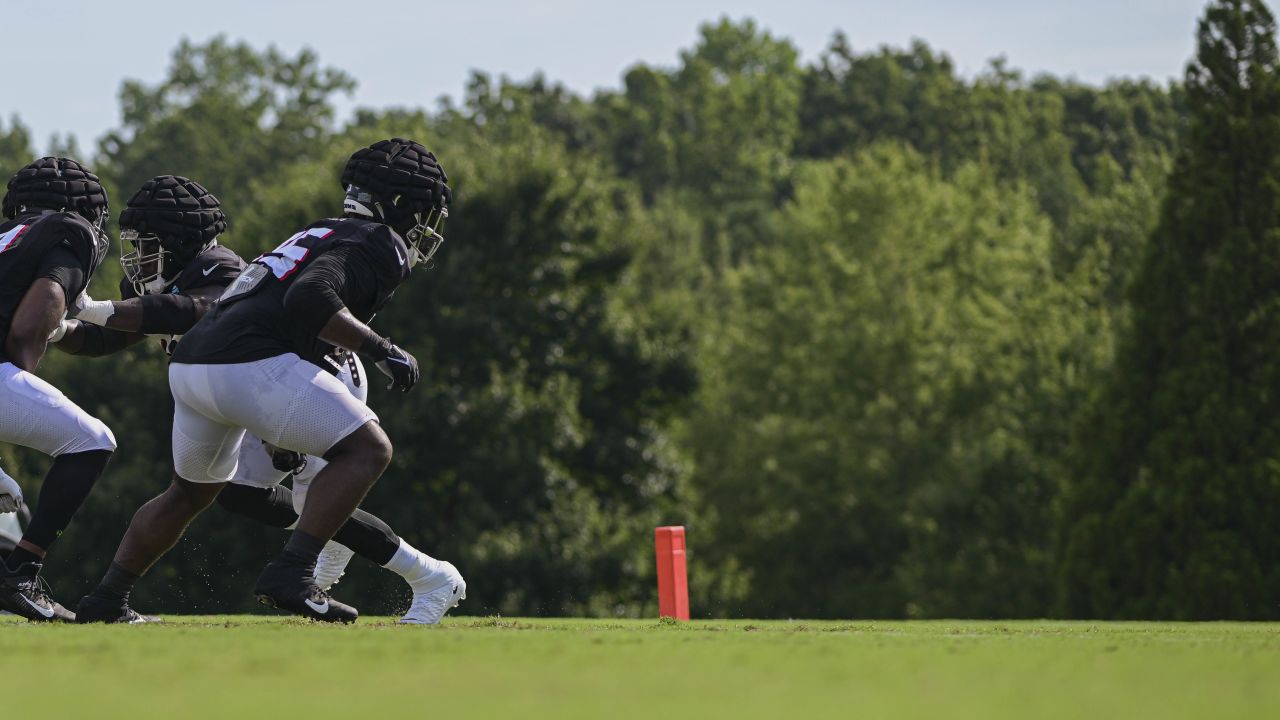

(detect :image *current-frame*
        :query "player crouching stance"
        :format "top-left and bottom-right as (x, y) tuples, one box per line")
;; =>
(219, 349), (466, 624)
(78, 139), (458, 623)
(0, 158), (115, 622)
(64, 175), (460, 624)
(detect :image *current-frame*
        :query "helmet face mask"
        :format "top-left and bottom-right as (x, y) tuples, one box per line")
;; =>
(85, 208), (110, 264)
(120, 229), (175, 295)
(404, 204), (447, 268)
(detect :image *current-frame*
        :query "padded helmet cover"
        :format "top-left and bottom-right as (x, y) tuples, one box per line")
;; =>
(119, 175), (227, 263)
(340, 138), (450, 218)
(3, 157), (109, 221)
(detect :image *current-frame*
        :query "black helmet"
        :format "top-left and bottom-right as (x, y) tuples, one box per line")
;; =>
(119, 175), (227, 295)
(340, 138), (450, 268)
(3, 156), (109, 225)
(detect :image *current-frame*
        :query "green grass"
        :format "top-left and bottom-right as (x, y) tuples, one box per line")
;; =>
(4, 616), (1280, 719)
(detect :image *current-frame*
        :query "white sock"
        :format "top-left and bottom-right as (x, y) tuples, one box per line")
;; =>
(383, 538), (436, 579)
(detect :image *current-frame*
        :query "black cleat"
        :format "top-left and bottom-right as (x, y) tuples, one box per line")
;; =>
(254, 557), (358, 623)
(75, 592), (162, 624)
(0, 562), (76, 623)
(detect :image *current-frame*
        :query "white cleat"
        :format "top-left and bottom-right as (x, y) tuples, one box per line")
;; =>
(313, 542), (355, 592)
(400, 559), (466, 625)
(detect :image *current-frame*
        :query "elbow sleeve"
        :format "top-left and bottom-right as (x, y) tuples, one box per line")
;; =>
(138, 294), (199, 335)
(69, 324), (137, 357)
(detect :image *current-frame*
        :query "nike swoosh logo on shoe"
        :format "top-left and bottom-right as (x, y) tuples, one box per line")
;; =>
(304, 598), (330, 614)
(20, 595), (55, 619)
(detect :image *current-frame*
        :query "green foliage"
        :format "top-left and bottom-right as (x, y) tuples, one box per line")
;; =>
(598, 18), (801, 252)
(0, 115), (33, 177)
(688, 146), (1104, 617)
(1060, 0), (1280, 619)
(97, 36), (354, 213)
(0, 6), (1235, 620)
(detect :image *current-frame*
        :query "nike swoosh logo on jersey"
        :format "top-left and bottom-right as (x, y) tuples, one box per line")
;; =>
(395, 247), (405, 266)
(20, 594), (56, 618)
(202, 265), (218, 276)
(304, 597), (330, 614)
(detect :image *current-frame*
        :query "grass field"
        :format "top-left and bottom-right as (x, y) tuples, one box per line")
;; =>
(4, 616), (1279, 719)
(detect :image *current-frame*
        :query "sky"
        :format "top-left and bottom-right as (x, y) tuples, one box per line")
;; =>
(2, 0), (1210, 154)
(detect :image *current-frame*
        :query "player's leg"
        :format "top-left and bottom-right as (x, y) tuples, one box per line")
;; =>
(293, 421), (392, 539)
(77, 361), (242, 623)
(205, 354), (376, 622)
(77, 475), (226, 624)
(251, 422), (386, 622)
(218, 456), (464, 623)
(0, 362), (115, 622)
(217, 483), (299, 528)
(292, 473), (465, 624)
(112, 476), (228, 577)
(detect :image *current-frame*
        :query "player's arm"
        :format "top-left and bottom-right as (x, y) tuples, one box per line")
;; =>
(69, 284), (224, 335)
(52, 321), (147, 357)
(6, 280), (66, 372)
(5, 244), (87, 372)
(282, 245), (419, 391)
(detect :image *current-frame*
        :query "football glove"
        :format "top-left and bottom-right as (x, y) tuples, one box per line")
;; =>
(360, 335), (420, 392)
(0, 468), (22, 514)
(270, 446), (308, 475)
(48, 317), (75, 343)
(67, 292), (116, 326)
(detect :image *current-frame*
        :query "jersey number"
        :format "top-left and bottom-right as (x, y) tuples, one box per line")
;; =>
(217, 227), (335, 303)
(0, 224), (30, 253)
(258, 227), (335, 279)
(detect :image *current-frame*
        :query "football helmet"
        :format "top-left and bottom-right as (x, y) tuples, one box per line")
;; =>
(2, 157), (110, 261)
(340, 138), (450, 268)
(119, 175), (227, 295)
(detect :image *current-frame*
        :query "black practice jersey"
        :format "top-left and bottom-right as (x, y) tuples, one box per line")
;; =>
(117, 243), (245, 355)
(172, 217), (411, 368)
(118, 243), (245, 303)
(0, 211), (107, 362)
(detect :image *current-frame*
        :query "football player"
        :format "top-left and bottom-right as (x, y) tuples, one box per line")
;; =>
(53, 174), (243, 356)
(0, 157), (115, 622)
(65, 174), (464, 624)
(78, 141), (462, 623)
(219, 351), (464, 625)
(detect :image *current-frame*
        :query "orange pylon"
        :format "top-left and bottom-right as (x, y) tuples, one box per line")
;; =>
(655, 526), (690, 621)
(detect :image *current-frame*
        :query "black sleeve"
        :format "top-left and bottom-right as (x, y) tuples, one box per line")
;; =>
(36, 245), (87, 303)
(62, 323), (145, 357)
(281, 245), (382, 333)
(136, 294), (200, 335)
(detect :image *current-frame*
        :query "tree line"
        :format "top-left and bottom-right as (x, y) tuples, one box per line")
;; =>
(2, 0), (1275, 619)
